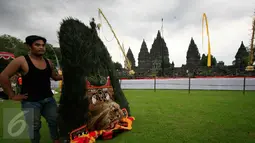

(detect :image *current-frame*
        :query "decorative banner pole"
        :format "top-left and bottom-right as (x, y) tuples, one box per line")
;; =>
(245, 14), (255, 71)
(202, 13), (212, 67)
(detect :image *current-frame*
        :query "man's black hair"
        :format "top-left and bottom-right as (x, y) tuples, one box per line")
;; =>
(24, 35), (47, 46)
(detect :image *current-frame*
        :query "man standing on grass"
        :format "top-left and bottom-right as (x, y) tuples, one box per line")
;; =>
(0, 35), (62, 143)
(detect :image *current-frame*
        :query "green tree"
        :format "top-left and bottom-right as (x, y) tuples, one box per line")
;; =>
(0, 34), (28, 55)
(53, 47), (62, 66)
(114, 62), (122, 70)
(200, 53), (217, 66)
(44, 43), (61, 68)
(217, 61), (224, 66)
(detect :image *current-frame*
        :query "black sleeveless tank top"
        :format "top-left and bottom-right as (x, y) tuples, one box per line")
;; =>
(21, 55), (53, 101)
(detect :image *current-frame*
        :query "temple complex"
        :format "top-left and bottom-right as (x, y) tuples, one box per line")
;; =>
(124, 34), (254, 77)
(133, 30), (173, 76)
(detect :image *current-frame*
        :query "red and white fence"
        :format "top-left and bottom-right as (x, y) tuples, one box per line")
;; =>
(51, 76), (255, 91)
(119, 77), (255, 91)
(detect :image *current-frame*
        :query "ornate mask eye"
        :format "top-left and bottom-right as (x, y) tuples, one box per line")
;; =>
(92, 95), (97, 104)
(105, 93), (110, 100)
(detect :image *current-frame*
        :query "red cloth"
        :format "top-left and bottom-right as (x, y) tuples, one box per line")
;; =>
(70, 109), (135, 143)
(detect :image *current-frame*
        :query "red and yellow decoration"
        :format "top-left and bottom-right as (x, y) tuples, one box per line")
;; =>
(70, 108), (135, 143)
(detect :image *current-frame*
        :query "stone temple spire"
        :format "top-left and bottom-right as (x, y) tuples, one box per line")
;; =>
(126, 47), (136, 68)
(138, 39), (151, 72)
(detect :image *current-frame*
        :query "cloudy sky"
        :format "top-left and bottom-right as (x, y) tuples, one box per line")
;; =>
(0, 0), (254, 67)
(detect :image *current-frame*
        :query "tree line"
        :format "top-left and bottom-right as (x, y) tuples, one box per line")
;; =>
(0, 34), (62, 68)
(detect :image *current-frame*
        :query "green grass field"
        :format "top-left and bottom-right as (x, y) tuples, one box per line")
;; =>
(1, 90), (255, 143)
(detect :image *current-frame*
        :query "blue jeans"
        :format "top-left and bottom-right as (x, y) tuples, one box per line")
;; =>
(21, 97), (59, 143)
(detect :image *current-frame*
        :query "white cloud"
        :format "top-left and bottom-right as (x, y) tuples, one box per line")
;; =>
(0, 0), (254, 67)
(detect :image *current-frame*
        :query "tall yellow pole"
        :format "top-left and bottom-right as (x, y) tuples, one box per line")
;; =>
(98, 8), (134, 75)
(202, 13), (211, 67)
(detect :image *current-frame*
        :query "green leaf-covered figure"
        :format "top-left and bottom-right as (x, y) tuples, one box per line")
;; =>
(57, 17), (131, 141)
